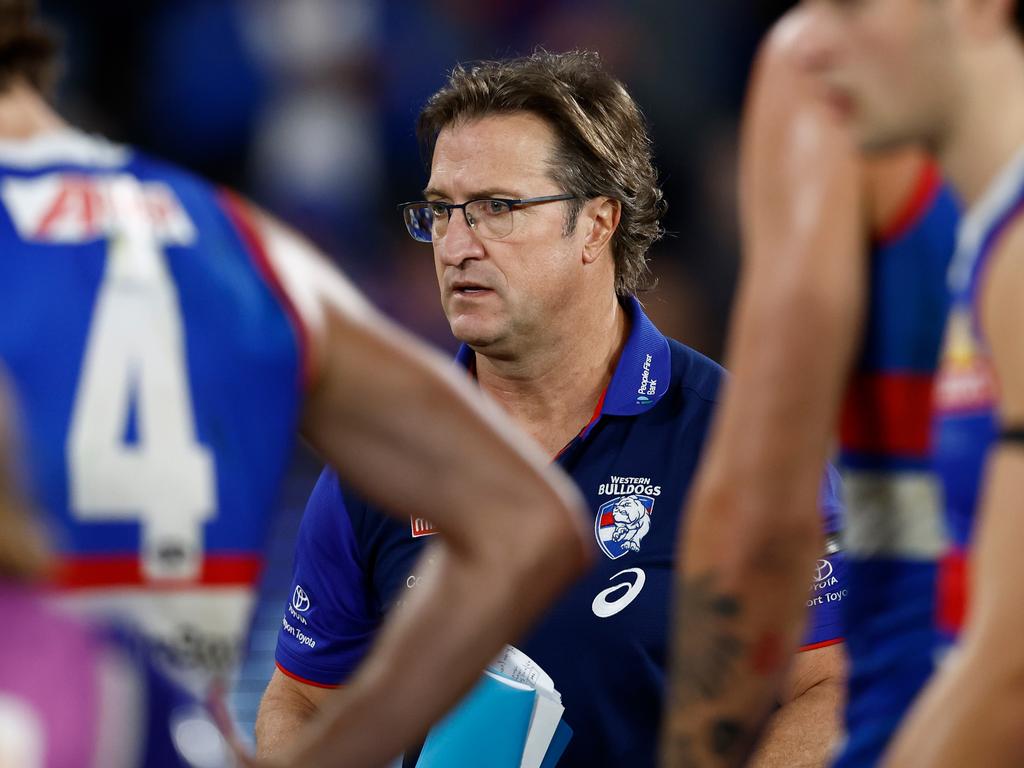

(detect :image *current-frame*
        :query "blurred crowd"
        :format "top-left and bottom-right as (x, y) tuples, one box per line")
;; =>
(41, 0), (789, 359)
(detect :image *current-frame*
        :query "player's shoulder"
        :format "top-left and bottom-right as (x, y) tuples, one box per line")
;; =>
(756, 7), (810, 69)
(751, 5), (831, 94)
(126, 145), (236, 215)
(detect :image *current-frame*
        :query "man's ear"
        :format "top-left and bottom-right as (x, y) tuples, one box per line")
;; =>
(582, 197), (621, 265)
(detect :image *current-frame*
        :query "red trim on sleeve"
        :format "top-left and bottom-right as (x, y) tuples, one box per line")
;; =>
(275, 661), (342, 689)
(798, 637), (844, 653)
(217, 190), (313, 391)
(874, 161), (942, 247)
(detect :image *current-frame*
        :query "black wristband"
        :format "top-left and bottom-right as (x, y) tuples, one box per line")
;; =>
(998, 427), (1024, 444)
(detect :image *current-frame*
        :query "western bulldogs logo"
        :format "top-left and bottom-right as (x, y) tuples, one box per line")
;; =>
(595, 495), (654, 559)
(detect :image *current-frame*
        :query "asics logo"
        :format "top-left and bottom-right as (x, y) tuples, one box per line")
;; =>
(591, 568), (646, 618)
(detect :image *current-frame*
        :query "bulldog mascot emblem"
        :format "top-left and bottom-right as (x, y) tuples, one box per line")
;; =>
(595, 494), (655, 559)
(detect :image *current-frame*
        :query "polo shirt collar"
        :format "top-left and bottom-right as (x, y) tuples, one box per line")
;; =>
(602, 296), (671, 415)
(454, 295), (671, 417)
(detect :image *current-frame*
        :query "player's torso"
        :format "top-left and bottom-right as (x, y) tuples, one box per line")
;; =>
(835, 164), (959, 766)
(0, 131), (303, 691)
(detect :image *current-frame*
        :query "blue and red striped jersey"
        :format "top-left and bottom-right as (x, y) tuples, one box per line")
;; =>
(0, 130), (306, 693)
(834, 162), (960, 768)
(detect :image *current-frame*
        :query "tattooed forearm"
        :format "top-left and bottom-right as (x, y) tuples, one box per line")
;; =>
(671, 573), (745, 706)
(662, 571), (774, 768)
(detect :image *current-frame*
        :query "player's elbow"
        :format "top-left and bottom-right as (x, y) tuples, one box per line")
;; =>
(255, 670), (326, 757)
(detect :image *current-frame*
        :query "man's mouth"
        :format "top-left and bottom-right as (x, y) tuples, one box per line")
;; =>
(451, 282), (492, 296)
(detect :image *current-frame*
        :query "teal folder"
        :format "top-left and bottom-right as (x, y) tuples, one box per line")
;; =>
(416, 671), (535, 768)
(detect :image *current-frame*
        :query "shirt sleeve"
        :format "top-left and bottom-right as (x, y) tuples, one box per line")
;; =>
(274, 467), (378, 686)
(799, 463), (847, 651)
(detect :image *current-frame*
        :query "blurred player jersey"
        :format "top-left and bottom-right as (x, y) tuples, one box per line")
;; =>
(275, 297), (846, 768)
(0, 583), (230, 767)
(835, 162), (959, 767)
(0, 129), (306, 693)
(931, 146), (1024, 640)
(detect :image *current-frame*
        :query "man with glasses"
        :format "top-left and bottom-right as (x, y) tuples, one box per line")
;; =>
(256, 50), (847, 768)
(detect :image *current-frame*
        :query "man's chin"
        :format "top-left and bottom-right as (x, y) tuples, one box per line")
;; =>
(447, 317), (505, 351)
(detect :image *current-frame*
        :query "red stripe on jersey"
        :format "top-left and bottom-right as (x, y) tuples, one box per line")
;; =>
(275, 662), (341, 689)
(53, 553), (263, 589)
(936, 547), (968, 636)
(798, 637), (844, 653)
(875, 161), (941, 247)
(217, 190), (313, 391)
(839, 372), (935, 457)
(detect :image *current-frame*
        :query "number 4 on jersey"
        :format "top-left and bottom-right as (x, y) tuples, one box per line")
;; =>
(67, 177), (215, 581)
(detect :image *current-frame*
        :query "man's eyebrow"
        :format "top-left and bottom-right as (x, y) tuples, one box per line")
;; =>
(422, 187), (522, 200)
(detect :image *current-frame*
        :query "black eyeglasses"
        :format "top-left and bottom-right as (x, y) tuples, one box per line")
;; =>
(398, 194), (577, 243)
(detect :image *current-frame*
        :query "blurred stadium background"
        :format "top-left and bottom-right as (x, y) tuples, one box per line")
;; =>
(38, 0), (790, 736)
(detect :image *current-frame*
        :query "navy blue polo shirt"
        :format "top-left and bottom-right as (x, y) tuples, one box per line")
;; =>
(275, 297), (845, 768)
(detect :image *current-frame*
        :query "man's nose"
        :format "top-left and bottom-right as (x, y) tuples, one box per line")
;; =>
(436, 207), (485, 267)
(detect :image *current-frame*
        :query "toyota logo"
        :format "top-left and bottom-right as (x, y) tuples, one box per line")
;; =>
(292, 585), (311, 613)
(814, 559), (834, 583)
